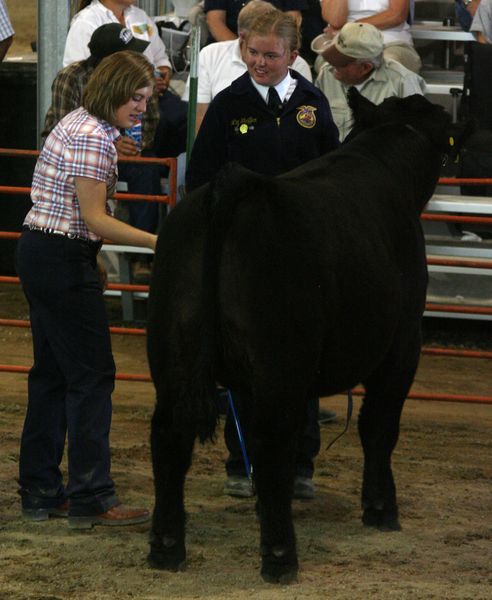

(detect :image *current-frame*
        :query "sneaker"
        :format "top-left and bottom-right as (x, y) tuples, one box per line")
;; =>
(293, 476), (315, 500)
(318, 409), (337, 425)
(22, 500), (69, 521)
(224, 475), (254, 498)
(461, 230), (482, 242)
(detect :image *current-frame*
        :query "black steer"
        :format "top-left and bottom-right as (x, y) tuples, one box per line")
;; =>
(146, 91), (459, 583)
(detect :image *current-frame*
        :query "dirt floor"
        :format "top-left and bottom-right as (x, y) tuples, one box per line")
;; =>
(0, 285), (491, 600)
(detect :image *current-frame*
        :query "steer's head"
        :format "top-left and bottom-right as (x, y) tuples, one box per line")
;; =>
(346, 88), (472, 161)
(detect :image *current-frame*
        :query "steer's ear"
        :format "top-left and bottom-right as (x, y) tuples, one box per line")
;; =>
(347, 87), (378, 127)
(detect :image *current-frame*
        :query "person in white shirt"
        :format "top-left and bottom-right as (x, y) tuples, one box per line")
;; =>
(64, 1), (187, 159)
(314, 22), (425, 141)
(183, 0), (313, 131)
(319, 0), (421, 73)
(64, 1), (171, 89)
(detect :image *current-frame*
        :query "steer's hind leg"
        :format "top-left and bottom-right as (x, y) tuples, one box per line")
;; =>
(148, 397), (195, 571)
(252, 392), (307, 584)
(359, 332), (421, 532)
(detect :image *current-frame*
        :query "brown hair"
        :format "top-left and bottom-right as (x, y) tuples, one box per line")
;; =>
(82, 51), (154, 124)
(77, 0), (92, 11)
(244, 10), (300, 52)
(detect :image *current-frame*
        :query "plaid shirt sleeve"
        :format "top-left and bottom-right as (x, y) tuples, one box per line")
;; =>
(63, 132), (116, 183)
(42, 64), (92, 140)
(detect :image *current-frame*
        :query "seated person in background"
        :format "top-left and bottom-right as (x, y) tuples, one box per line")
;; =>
(186, 9), (340, 500)
(470, 0), (492, 42)
(300, 0), (327, 65)
(205, 0), (307, 43)
(64, 0), (187, 160)
(320, 0), (421, 73)
(455, 0), (480, 31)
(51, 24), (164, 283)
(183, 0), (313, 132)
(314, 22), (425, 141)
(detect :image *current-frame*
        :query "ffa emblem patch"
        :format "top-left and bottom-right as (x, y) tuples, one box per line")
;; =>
(132, 24), (151, 36)
(296, 105), (317, 129)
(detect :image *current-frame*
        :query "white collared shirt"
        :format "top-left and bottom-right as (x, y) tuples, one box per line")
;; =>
(182, 38), (312, 102)
(250, 71), (297, 105)
(63, 0), (171, 69)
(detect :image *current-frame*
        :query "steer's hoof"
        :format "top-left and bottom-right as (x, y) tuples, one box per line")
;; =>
(362, 507), (401, 531)
(148, 534), (186, 571)
(148, 550), (186, 572)
(261, 545), (298, 584)
(261, 566), (298, 584)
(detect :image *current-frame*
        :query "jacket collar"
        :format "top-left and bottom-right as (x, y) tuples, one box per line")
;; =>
(230, 70), (324, 102)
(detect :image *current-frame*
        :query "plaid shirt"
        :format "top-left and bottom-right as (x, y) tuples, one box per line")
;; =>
(25, 107), (120, 242)
(0, 0), (14, 42)
(42, 59), (160, 149)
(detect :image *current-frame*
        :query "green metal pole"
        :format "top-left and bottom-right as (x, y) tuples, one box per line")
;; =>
(186, 25), (200, 169)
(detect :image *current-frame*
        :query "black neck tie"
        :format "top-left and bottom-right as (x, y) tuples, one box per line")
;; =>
(267, 86), (283, 117)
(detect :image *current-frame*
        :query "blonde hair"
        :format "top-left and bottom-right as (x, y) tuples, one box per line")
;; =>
(237, 1), (277, 34)
(244, 10), (300, 52)
(82, 51), (154, 124)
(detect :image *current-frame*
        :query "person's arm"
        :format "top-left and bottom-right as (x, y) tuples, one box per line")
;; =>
(321, 0), (349, 30)
(466, 0), (481, 18)
(0, 34), (13, 62)
(195, 103), (209, 133)
(355, 0), (410, 30)
(206, 10), (238, 41)
(75, 177), (157, 249)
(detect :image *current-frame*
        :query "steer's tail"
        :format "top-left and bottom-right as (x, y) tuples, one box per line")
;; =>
(190, 164), (269, 441)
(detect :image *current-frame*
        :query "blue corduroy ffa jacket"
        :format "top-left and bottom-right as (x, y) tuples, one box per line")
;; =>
(186, 70), (340, 191)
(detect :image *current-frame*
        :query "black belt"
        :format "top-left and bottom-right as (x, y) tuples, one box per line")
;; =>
(23, 225), (101, 247)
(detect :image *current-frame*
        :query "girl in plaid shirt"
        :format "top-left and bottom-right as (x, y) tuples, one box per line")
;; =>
(16, 51), (156, 529)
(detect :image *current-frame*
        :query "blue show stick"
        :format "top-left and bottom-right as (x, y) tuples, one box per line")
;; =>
(226, 390), (252, 479)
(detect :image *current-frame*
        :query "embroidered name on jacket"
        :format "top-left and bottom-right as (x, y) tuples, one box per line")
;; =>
(232, 117), (257, 134)
(296, 106), (317, 129)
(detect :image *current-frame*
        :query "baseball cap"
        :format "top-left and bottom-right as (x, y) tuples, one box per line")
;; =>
(88, 23), (150, 59)
(311, 22), (384, 67)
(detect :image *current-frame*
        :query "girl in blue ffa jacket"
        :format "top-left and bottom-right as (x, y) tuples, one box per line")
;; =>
(186, 9), (340, 192)
(186, 9), (340, 501)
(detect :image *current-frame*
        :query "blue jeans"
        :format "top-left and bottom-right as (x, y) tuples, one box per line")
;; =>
(15, 230), (119, 516)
